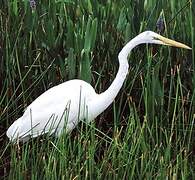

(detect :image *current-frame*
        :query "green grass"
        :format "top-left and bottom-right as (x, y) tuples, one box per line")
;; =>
(0, 0), (194, 179)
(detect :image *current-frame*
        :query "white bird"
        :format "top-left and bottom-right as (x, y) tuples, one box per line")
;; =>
(6, 31), (191, 142)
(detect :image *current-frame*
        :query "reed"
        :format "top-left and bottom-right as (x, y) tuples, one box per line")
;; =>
(0, 0), (194, 179)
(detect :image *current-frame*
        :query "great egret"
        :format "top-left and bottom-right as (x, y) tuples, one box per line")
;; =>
(6, 31), (191, 142)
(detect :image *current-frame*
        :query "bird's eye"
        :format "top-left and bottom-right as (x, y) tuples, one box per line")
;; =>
(153, 37), (159, 40)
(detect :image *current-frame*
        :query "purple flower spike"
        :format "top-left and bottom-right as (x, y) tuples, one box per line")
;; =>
(29, 0), (36, 10)
(156, 16), (165, 34)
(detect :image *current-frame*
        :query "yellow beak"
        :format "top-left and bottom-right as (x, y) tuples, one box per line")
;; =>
(156, 34), (191, 50)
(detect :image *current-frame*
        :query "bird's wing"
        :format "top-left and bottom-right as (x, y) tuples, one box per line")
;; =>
(7, 80), (96, 142)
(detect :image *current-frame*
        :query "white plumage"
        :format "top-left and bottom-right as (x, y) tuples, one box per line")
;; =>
(7, 80), (97, 141)
(6, 31), (191, 142)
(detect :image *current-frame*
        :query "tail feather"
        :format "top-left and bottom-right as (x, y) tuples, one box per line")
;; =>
(6, 117), (31, 143)
(7, 118), (21, 141)
(6, 116), (57, 143)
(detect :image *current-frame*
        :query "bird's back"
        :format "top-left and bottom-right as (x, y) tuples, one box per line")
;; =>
(7, 79), (97, 142)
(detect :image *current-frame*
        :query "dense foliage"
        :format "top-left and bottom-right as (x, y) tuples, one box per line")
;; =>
(0, 0), (194, 179)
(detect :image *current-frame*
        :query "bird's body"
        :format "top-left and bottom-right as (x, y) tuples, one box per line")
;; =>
(6, 31), (191, 142)
(7, 80), (98, 141)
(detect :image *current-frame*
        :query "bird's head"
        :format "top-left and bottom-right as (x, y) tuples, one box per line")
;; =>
(137, 31), (191, 49)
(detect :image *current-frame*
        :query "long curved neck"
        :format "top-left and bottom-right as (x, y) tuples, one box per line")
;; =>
(91, 37), (141, 118)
